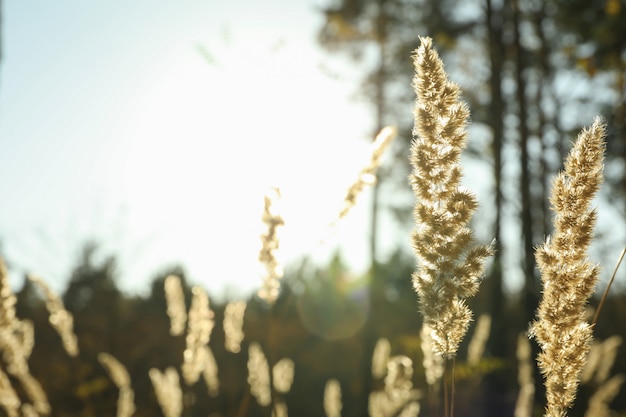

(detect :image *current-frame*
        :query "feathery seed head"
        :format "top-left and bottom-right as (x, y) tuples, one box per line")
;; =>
(273, 358), (295, 394)
(324, 379), (342, 417)
(182, 286), (215, 386)
(410, 37), (494, 358)
(335, 126), (397, 223)
(29, 275), (79, 357)
(98, 353), (136, 417)
(201, 346), (220, 397)
(372, 338), (391, 379)
(223, 300), (247, 353)
(258, 187), (285, 304)
(247, 342), (271, 406)
(531, 117), (606, 417)
(164, 275), (187, 336)
(0, 257), (16, 328)
(420, 324), (444, 386)
(149, 367), (182, 417)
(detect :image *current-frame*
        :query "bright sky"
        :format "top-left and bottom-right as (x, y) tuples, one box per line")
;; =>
(0, 1), (382, 297)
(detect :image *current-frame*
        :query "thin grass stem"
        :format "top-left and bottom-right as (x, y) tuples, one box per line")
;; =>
(443, 359), (450, 417)
(450, 357), (456, 417)
(592, 247), (626, 326)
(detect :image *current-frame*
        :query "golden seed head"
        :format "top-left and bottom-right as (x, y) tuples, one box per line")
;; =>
(247, 342), (271, 406)
(223, 300), (247, 353)
(258, 187), (285, 304)
(164, 275), (187, 336)
(410, 37), (493, 358)
(324, 379), (342, 417)
(531, 118), (607, 417)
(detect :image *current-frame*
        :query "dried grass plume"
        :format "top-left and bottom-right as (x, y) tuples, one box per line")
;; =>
(530, 117), (606, 417)
(164, 275), (187, 336)
(334, 126), (397, 223)
(258, 187), (285, 304)
(0, 258), (50, 415)
(182, 286), (215, 387)
(98, 353), (136, 417)
(223, 300), (247, 353)
(324, 379), (342, 417)
(149, 367), (182, 417)
(410, 36), (494, 358)
(247, 342), (271, 406)
(28, 275), (79, 357)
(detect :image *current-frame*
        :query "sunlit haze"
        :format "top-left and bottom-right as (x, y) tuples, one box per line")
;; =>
(0, 1), (381, 297)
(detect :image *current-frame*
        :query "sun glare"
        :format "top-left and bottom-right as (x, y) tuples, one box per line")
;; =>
(109, 31), (373, 295)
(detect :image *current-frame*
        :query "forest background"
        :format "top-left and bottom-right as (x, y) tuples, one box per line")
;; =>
(1, 0), (626, 416)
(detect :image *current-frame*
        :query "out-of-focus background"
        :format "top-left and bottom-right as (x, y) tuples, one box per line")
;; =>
(0, 0), (379, 298)
(1, 0), (625, 416)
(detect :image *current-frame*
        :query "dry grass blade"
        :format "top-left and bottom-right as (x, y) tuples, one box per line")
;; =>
(592, 247), (626, 326)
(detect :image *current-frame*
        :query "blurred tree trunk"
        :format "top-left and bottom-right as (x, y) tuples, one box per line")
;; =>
(484, 0), (506, 358)
(545, 0), (626, 225)
(533, 1), (556, 237)
(512, 0), (539, 326)
(365, 5), (388, 415)
(481, 2), (516, 415)
(370, 0), (387, 276)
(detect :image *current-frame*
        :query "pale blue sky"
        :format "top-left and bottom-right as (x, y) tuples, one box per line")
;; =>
(0, 1), (382, 297)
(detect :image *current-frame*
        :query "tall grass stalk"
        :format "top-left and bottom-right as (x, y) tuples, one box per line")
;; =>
(530, 117), (606, 417)
(410, 36), (494, 417)
(410, 36), (494, 358)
